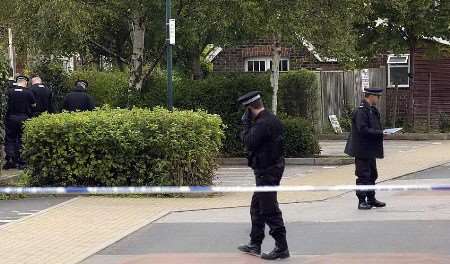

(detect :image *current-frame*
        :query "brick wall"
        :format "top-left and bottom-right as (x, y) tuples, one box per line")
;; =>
(213, 40), (341, 72)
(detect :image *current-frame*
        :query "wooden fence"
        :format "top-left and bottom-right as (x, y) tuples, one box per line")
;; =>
(315, 68), (387, 132)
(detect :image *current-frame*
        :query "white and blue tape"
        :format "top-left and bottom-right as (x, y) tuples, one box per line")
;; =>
(0, 184), (450, 195)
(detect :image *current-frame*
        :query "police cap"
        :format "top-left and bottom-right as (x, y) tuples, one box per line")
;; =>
(75, 80), (88, 89)
(238, 91), (262, 106)
(15, 75), (29, 82)
(364, 87), (383, 96)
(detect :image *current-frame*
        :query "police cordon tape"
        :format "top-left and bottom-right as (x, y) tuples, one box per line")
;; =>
(1, 184), (450, 194)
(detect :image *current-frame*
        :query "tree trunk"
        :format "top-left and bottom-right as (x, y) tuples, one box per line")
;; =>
(129, 12), (145, 91)
(270, 36), (281, 115)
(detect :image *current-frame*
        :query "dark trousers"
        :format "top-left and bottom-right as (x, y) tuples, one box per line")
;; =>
(5, 115), (27, 164)
(250, 163), (288, 250)
(355, 158), (378, 202)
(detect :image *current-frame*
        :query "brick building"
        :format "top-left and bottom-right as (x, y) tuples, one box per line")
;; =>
(212, 38), (450, 130)
(212, 39), (341, 73)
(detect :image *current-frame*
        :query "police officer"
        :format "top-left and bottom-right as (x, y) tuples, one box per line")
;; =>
(345, 87), (386, 210)
(237, 91), (289, 260)
(4, 76), (36, 169)
(62, 80), (95, 112)
(30, 75), (54, 116)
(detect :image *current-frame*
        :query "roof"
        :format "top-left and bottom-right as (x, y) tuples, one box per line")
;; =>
(302, 40), (337, 63)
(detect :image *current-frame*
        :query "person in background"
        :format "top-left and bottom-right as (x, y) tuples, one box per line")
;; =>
(345, 87), (386, 210)
(4, 75), (36, 169)
(30, 75), (54, 116)
(62, 80), (95, 112)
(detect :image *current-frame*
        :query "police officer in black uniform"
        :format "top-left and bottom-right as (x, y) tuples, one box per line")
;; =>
(237, 91), (289, 260)
(63, 80), (95, 112)
(30, 75), (54, 116)
(4, 76), (36, 169)
(345, 88), (386, 210)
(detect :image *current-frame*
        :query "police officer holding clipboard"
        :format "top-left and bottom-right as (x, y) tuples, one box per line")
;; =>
(345, 88), (387, 210)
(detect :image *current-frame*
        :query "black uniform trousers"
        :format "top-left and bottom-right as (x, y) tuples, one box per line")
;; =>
(355, 158), (378, 202)
(5, 114), (28, 164)
(250, 162), (288, 250)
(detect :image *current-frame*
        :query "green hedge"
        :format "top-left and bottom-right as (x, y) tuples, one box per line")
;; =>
(279, 70), (319, 120)
(22, 107), (224, 186)
(281, 116), (320, 157)
(34, 68), (320, 157)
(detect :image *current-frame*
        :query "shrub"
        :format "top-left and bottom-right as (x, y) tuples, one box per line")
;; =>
(174, 73), (273, 156)
(281, 116), (320, 157)
(58, 69), (319, 157)
(338, 104), (353, 132)
(278, 70), (319, 120)
(68, 69), (129, 107)
(22, 107), (224, 186)
(29, 59), (70, 111)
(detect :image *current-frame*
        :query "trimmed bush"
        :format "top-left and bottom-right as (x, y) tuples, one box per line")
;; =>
(282, 116), (320, 157)
(22, 107), (224, 186)
(278, 70), (319, 120)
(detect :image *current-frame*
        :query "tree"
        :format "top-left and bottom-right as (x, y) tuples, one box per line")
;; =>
(238, 0), (361, 115)
(354, 0), (450, 123)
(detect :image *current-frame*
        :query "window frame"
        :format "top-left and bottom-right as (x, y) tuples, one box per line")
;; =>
(245, 57), (289, 72)
(387, 54), (410, 88)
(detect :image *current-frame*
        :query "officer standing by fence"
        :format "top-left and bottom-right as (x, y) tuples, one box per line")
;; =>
(345, 87), (387, 210)
(237, 91), (289, 260)
(30, 75), (53, 116)
(63, 80), (95, 112)
(4, 76), (36, 169)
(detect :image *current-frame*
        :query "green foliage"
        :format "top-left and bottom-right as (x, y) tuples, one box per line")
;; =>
(281, 116), (320, 158)
(22, 107), (224, 186)
(338, 105), (354, 132)
(29, 59), (70, 111)
(278, 70), (318, 120)
(68, 69), (129, 107)
(175, 73), (273, 156)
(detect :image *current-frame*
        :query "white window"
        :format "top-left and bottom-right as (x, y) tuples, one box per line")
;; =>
(245, 57), (289, 72)
(387, 54), (409, 87)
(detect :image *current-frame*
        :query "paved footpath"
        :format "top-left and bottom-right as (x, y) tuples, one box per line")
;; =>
(1, 141), (450, 264)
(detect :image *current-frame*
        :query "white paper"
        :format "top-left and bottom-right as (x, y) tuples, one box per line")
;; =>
(383, 128), (403, 135)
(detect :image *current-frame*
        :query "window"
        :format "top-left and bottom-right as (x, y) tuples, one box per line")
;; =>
(245, 57), (289, 72)
(387, 54), (409, 87)
(246, 60), (266, 72)
(270, 59), (289, 72)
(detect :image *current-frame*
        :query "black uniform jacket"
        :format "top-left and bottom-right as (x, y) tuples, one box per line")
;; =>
(6, 87), (36, 118)
(63, 87), (95, 112)
(345, 100), (384, 159)
(30, 84), (53, 115)
(241, 109), (284, 170)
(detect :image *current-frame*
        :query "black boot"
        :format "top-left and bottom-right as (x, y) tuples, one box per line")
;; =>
(358, 201), (373, 210)
(261, 247), (290, 260)
(237, 242), (261, 256)
(368, 199), (386, 208)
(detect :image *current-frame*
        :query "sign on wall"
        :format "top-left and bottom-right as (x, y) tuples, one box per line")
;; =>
(328, 115), (343, 134)
(361, 69), (369, 91)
